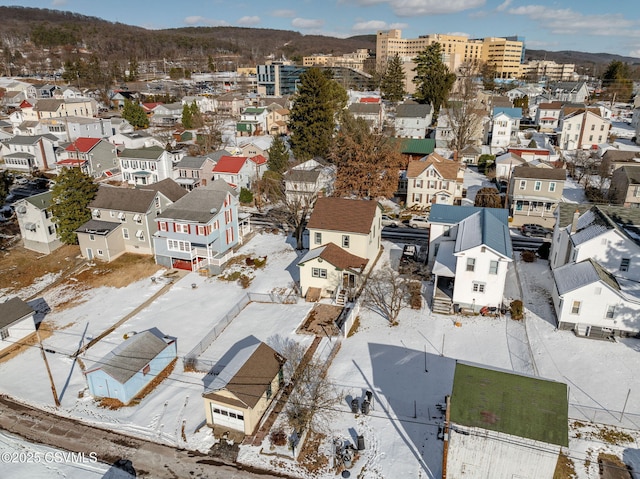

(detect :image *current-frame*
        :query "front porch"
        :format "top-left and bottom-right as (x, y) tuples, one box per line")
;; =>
(431, 241), (456, 314)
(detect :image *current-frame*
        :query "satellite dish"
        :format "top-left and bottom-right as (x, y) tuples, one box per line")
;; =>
(210, 208), (218, 214)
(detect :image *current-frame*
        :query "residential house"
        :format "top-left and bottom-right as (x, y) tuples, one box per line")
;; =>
(558, 106), (610, 150)
(610, 165), (640, 207)
(298, 197), (381, 301)
(405, 153), (465, 208)
(394, 102), (433, 139)
(601, 149), (640, 175)
(265, 103), (289, 135)
(1, 90), (27, 109)
(110, 91), (139, 110)
(174, 155), (216, 190)
(236, 107), (268, 136)
(486, 107), (522, 148)
(203, 339), (285, 436)
(347, 102), (384, 131)
(549, 205), (640, 282)
(153, 179), (240, 274)
(509, 166), (566, 227)
(548, 81), (589, 103)
(238, 138), (272, 160)
(428, 205), (512, 313)
(459, 146), (483, 166)
(390, 138), (436, 164)
(535, 101), (563, 132)
(84, 328), (177, 405)
(14, 191), (62, 254)
(150, 102), (183, 127)
(211, 155), (268, 191)
(436, 107), (488, 150)
(552, 259), (640, 338)
(216, 92), (246, 116)
(57, 137), (118, 178)
(110, 131), (163, 150)
(33, 84), (59, 99)
(445, 362), (567, 479)
(284, 158), (336, 204)
(76, 179), (187, 262)
(494, 152), (526, 181)
(2, 134), (58, 172)
(39, 116), (113, 141)
(21, 98), (96, 121)
(0, 298), (37, 355)
(182, 95), (217, 114)
(119, 145), (175, 186)
(508, 147), (551, 164)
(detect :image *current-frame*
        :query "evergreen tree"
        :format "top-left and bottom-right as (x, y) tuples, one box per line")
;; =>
(289, 68), (347, 161)
(412, 43), (456, 116)
(602, 60), (633, 102)
(267, 135), (290, 174)
(239, 187), (253, 204)
(50, 168), (99, 245)
(380, 54), (406, 103)
(329, 111), (405, 199)
(189, 101), (204, 128)
(122, 99), (149, 129)
(0, 171), (12, 204)
(181, 103), (193, 128)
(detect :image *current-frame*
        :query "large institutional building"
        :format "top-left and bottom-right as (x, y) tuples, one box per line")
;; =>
(376, 29), (524, 79)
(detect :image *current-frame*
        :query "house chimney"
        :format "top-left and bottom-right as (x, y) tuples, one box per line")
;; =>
(570, 209), (580, 234)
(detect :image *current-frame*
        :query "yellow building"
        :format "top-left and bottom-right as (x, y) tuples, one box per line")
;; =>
(303, 49), (371, 71)
(376, 29), (523, 79)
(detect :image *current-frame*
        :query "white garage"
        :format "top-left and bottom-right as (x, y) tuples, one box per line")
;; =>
(209, 403), (245, 430)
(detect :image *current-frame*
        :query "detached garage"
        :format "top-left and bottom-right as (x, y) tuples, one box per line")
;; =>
(203, 339), (285, 436)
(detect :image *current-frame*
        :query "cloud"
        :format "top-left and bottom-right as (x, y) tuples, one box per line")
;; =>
(238, 16), (260, 26)
(507, 5), (640, 37)
(445, 32), (470, 38)
(343, 0), (486, 16)
(51, 0), (68, 6)
(183, 16), (230, 27)
(291, 18), (325, 29)
(351, 20), (408, 32)
(496, 0), (511, 12)
(271, 9), (296, 18)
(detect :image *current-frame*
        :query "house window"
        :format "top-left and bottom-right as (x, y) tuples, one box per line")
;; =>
(567, 124), (571, 130)
(136, 230), (145, 241)
(1, 328), (8, 340)
(315, 232), (322, 244)
(571, 301), (581, 314)
(97, 249), (104, 256)
(605, 305), (616, 319)
(591, 124), (595, 131)
(534, 181), (541, 191)
(519, 180), (526, 190)
(142, 364), (150, 376)
(168, 239), (191, 252)
(342, 235), (350, 248)
(197, 225), (206, 235)
(489, 260), (499, 275)
(472, 282), (485, 293)
(549, 182), (556, 192)
(620, 258), (630, 272)
(443, 226), (451, 237)
(589, 135), (593, 142)
(48, 225), (55, 235)
(413, 193), (422, 203)
(176, 223), (189, 234)
(415, 179), (423, 188)
(159, 222), (167, 232)
(466, 258), (475, 272)
(122, 228), (129, 239)
(155, 197), (160, 208)
(600, 124), (605, 131)
(118, 212), (126, 222)
(89, 234), (95, 241)
(312, 268), (327, 278)
(134, 214), (142, 224)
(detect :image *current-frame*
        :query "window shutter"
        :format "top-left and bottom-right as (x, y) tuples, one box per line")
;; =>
(172, 222), (176, 232)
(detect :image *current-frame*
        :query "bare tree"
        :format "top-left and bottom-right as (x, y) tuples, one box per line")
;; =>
(362, 267), (411, 325)
(446, 60), (486, 155)
(277, 339), (341, 434)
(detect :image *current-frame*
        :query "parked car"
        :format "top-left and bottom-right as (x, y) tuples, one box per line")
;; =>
(381, 214), (400, 227)
(521, 223), (552, 238)
(408, 216), (430, 229)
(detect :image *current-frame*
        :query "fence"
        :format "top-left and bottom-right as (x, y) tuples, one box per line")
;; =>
(336, 301), (360, 338)
(183, 290), (299, 372)
(569, 402), (640, 431)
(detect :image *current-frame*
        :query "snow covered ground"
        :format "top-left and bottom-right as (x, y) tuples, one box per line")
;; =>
(2, 231), (640, 478)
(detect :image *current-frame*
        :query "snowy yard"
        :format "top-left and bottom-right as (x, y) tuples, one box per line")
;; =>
(2, 232), (640, 478)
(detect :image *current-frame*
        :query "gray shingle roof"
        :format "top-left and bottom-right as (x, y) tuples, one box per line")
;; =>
(120, 145), (165, 160)
(176, 156), (209, 169)
(569, 205), (640, 248)
(512, 166), (566, 180)
(87, 328), (174, 384)
(89, 179), (186, 213)
(348, 103), (380, 114)
(25, 191), (53, 209)
(396, 103), (432, 118)
(75, 219), (121, 235)
(0, 297), (35, 329)
(553, 258), (620, 295)
(157, 179), (236, 223)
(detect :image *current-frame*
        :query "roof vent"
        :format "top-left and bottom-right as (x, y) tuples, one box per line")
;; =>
(210, 208), (218, 214)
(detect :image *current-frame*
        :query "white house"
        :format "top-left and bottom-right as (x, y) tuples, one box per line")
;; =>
(428, 205), (513, 314)
(487, 107), (522, 148)
(0, 297), (36, 355)
(535, 101), (563, 132)
(494, 152), (526, 181)
(552, 258), (640, 338)
(119, 146), (175, 186)
(299, 197), (382, 302)
(558, 106), (610, 151)
(284, 158), (335, 204)
(394, 102), (433, 139)
(14, 191), (62, 254)
(2, 134), (58, 172)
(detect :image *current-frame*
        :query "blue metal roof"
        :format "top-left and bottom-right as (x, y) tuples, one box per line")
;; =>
(493, 107), (523, 119)
(429, 204), (509, 225)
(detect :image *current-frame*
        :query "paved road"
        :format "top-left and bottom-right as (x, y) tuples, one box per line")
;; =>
(0, 395), (287, 478)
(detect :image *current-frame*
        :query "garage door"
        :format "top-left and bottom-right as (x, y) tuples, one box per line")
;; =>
(210, 404), (245, 431)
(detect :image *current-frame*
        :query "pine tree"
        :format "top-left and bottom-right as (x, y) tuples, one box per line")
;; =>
(181, 103), (193, 128)
(412, 43), (456, 117)
(122, 99), (149, 129)
(380, 54), (406, 103)
(330, 111), (405, 199)
(267, 135), (290, 174)
(50, 168), (99, 245)
(289, 68), (347, 161)
(602, 60), (633, 102)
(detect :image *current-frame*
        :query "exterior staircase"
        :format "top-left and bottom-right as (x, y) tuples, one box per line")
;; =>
(432, 295), (453, 315)
(335, 289), (346, 307)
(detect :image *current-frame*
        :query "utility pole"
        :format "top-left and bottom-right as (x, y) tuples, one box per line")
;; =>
(37, 330), (60, 407)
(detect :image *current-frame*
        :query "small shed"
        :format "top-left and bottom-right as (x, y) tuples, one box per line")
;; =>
(0, 298), (36, 355)
(203, 339), (285, 436)
(84, 328), (177, 404)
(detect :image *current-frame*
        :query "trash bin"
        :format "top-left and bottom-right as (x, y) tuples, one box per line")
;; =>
(351, 398), (359, 414)
(357, 435), (365, 450)
(361, 399), (370, 415)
